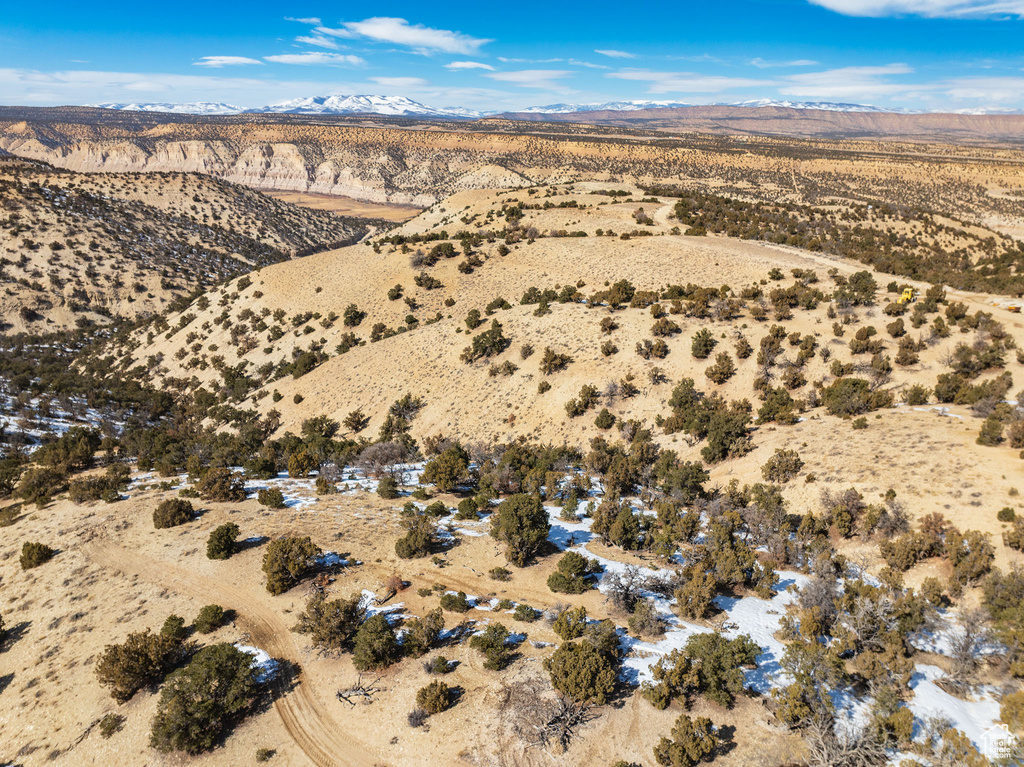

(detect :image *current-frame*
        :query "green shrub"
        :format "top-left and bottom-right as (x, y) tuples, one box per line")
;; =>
(424, 655), (453, 674)
(161, 614), (188, 642)
(196, 468), (246, 502)
(403, 607), (445, 657)
(489, 566), (511, 581)
(674, 571), (717, 620)
(905, 384), (930, 406)
(977, 416), (1004, 446)
(455, 497), (479, 520)
(16, 466), (68, 506)
(294, 593), (366, 652)
(643, 633), (760, 709)
(547, 551), (599, 594)
(544, 640), (617, 704)
(352, 614), (401, 671)
(852, 417), (868, 430)
(153, 498), (194, 529)
(439, 591), (471, 613)
(490, 493), (550, 567)
(704, 352), (736, 384)
(416, 680), (454, 714)
(553, 606), (588, 640)
(377, 476), (399, 499)
(594, 408), (616, 429)
(691, 329), (716, 359)
(287, 451), (317, 478)
(257, 487), (286, 508)
(149, 644), (259, 754)
(194, 604), (226, 634)
(760, 449), (804, 483)
(99, 713), (126, 739)
(262, 537), (322, 595)
(206, 523), (240, 560)
(652, 714), (720, 767)
(821, 377), (889, 416)
(256, 748), (276, 762)
(422, 446), (470, 492)
(1003, 518), (1024, 552)
(19, 541), (56, 569)
(96, 628), (188, 703)
(513, 604), (539, 622)
(469, 622), (514, 670)
(998, 507), (1016, 523)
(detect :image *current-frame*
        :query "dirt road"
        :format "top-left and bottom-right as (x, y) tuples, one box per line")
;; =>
(85, 541), (383, 767)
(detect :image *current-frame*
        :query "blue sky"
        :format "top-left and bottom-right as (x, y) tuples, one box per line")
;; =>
(2, 0), (1024, 111)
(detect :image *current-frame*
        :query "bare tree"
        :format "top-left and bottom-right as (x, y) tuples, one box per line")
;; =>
(947, 606), (990, 687)
(803, 711), (887, 767)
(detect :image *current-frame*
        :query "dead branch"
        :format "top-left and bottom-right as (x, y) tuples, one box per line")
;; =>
(336, 673), (384, 706)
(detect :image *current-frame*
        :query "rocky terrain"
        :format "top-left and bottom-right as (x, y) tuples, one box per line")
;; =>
(1, 124), (1023, 767)
(0, 157), (370, 332)
(2, 107), (1024, 229)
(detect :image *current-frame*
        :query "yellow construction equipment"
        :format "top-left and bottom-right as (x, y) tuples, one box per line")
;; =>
(898, 288), (917, 305)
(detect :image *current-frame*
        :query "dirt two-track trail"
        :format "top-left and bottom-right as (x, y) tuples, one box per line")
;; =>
(84, 541), (383, 767)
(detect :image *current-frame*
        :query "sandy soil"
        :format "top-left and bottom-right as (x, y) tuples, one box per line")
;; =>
(263, 191), (422, 222)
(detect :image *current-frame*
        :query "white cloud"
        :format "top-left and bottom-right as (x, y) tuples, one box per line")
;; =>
(370, 76), (430, 88)
(295, 33), (340, 49)
(285, 16), (322, 24)
(807, 0), (1024, 17)
(485, 69), (573, 89)
(193, 56), (263, 68)
(939, 75), (1024, 102)
(778, 64), (915, 99)
(445, 61), (495, 70)
(750, 57), (819, 68)
(608, 69), (773, 93)
(263, 52), (365, 66)
(498, 57), (565, 64)
(317, 17), (491, 54)
(595, 49), (637, 59)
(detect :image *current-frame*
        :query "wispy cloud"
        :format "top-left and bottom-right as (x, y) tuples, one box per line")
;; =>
(445, 61), (495, 70)
(311, 17), (491, 54)
(485, 69), (573, 89)
(778, 63), (914, 99)
(498, 56), (565, 64)
(193, 56), (263, 68)
(608, 69), (773, 93)
(264, 52), (365, 66)
(295, 33), (341, 50)
(285, 16), (322, 25)
(370, 76), (430, 88)
(750, 57), (818, 68)
(595, 49), (637, 59)
(806, 0), (1024, 18)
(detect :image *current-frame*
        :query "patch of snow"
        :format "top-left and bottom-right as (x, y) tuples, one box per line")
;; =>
(907, 664), (1002, 752)
(234, 644), (279, 683)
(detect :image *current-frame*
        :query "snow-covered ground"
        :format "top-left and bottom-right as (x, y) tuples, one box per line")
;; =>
(0, 393), (115, 450)
(234, 644), (279, 684)
(121, 461), (1005, 757)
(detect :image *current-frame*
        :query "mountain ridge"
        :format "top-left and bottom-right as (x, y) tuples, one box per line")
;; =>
(83, 94), (1024, 119)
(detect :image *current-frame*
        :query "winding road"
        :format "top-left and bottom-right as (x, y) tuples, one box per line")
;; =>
(85, 541), (381, 767)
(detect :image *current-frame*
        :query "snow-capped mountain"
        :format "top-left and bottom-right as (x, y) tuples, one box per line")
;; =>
(514, 100), (692, 114)
(89, 95), (1024, 119)
(90, 101), (243, 115)
(245, 95), (484, 119)
(729, 99), (911, 113)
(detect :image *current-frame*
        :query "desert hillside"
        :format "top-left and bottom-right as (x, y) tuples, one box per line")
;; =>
(2, 108), (1023, 240)
(497, 104), (1024, 145)
(0, 157), (370, 333)
(2, 156), (1023, 767)
(101, 181), (1024, 571)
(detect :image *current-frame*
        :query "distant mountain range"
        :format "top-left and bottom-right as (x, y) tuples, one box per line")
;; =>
(88, 95), (1024, 119)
